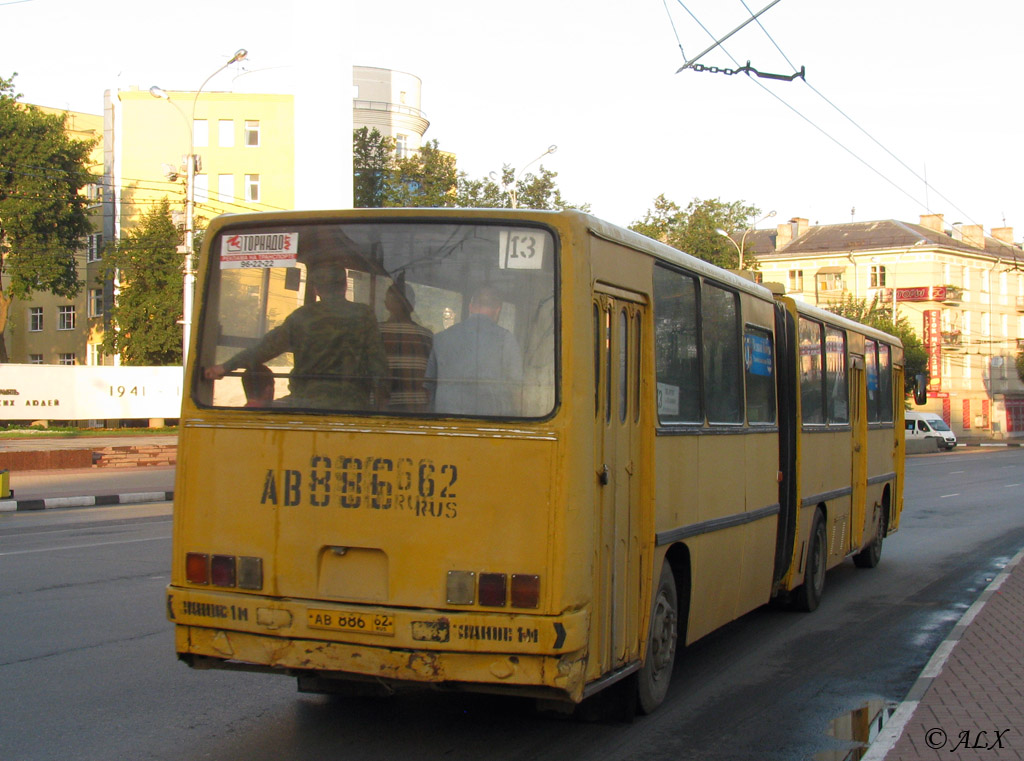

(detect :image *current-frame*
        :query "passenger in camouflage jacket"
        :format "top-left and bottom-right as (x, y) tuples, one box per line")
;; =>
(204, 265), (388, 410)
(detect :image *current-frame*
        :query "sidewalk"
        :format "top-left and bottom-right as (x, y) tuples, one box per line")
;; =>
(0, 435), (177, 511)
(863, 546), (1024, 760)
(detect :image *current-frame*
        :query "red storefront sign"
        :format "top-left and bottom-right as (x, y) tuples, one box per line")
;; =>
(923, 309), (942, 392)
(882, 286), (952, 302)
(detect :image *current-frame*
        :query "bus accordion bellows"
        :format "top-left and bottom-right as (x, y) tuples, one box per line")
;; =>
(167, 208), (905, 715)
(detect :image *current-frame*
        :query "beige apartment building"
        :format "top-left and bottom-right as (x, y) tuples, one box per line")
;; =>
(751, 214), (1024, 439)
(3, 107), (105, 367)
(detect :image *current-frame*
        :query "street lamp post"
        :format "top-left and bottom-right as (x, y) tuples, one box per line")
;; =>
(490, 145), (557, 209)
(717, 210), (776, 270)
(150, 48), (247, 365)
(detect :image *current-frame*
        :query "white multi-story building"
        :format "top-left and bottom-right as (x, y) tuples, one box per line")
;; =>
(353, 66), (430, 156)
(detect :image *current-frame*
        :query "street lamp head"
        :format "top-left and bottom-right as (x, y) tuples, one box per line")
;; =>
(546, 144), (557, 155)
(715, 228), (731, 238)
(229, 49), (248, 65)
(149, 86), (169, 100)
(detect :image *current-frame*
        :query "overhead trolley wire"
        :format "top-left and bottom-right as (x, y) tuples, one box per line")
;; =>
(668, 0), (978, 222)
(736, 0), (981, 228)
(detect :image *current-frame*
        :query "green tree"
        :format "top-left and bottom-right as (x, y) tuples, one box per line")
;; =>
(630, 195), (760, 268)
(1016, 349), (1024, 384)
(100, 200), (183, 365)
(384, 139), (459, 207)
(826, 293), (928, 396)
(353, 127), (394, 208)
(352, 128), (588, 211)
(0, 74), (95, 362)
(456, 164), (589, 212)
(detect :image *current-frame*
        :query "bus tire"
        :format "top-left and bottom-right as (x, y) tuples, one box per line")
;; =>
(636, 561), (678, 714)
(853, 504), (887, 569)
(794, 510), (826, 612)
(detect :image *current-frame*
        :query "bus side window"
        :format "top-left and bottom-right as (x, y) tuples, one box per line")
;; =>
(652, 266), (700, 424)
(865, 339), (880, 423)
(702, 284), (743, 424)
(799, 318), (824, 425)
(743, 327), (775, 424)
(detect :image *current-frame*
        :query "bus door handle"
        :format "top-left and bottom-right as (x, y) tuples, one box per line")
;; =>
(598, 464), (609, 486)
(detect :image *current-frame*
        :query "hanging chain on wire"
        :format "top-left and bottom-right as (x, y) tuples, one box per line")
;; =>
(689, 61), (806, 81)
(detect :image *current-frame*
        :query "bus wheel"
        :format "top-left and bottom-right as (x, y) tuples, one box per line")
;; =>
(853, 505), (887, 569)
(637, 562), (678, 714)
(794, 510), (826, 612)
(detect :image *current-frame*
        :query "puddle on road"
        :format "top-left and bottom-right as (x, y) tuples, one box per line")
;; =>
(815, 700), (898, 761)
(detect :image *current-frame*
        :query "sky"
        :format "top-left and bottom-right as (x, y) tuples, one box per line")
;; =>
(4, 0), (1023, 236)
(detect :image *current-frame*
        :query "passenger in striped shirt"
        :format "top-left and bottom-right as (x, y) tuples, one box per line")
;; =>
(379, 283), (433, 412)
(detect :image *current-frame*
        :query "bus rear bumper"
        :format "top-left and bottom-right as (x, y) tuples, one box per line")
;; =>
(174, 624), (588, 702)
(167, 586), (591, 702)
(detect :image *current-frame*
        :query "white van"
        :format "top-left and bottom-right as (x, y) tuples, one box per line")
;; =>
(905, 411), (957, 450)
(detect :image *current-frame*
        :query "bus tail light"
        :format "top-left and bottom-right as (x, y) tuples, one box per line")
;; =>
(447, 571), (540, 608)
(185, 553), (263, 590)
(211, 555), (236, 587)
(447, 571), (476, 605)
(237, 556), (263, 590)
(186, 553), (210, 584)
(511, 574), (540, 608)
(478, 573), (507, 607)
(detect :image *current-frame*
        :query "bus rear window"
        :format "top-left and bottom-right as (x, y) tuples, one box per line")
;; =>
(195, 222), (557, 419)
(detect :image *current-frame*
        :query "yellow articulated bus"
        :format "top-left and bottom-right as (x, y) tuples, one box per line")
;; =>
(167, 208), (904, 715)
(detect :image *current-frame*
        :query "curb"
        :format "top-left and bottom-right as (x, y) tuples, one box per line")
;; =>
(860, 545), (1024, 761)
(0, 491), (174, 513)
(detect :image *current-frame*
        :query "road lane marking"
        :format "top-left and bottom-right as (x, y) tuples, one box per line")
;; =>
(940, 493), (960, 498)
(0, 535), (170, 557)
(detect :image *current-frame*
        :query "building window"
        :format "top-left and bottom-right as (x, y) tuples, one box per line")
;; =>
(816, 270), (845, 293)
(218, 174), (234, 203)
(89, 289), (104, 318)
(28, 354), (43, 364)
(58, 353), (76, 366)
(395, 133), (408, 159)
(193, 119), (208, 148)
(244, 174), (260, 202)
(244, 120), (260, 147)
(194, 173), (209, 202)
(87, 343), (104, 366)
(29, 307), (43, 332)
(870, 264), (886, 287)
(218, 119), (234, 147)
(788, 269), (804, 292)
(58, 305), (76, 331)
(87, 233), (103, 262)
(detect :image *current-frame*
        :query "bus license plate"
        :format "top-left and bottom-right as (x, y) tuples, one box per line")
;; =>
(307, 609), (395, 636)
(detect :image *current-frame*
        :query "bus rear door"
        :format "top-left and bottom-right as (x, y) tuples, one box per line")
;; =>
(594, 286), (648, 671)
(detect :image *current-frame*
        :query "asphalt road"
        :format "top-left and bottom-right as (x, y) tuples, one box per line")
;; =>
(1, 448), (1021, 761)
